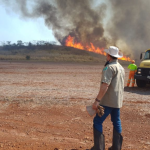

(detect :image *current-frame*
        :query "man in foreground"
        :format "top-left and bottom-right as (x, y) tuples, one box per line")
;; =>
(91, 46), (125, 150)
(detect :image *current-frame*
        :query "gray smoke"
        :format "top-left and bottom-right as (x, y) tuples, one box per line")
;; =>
(107, 0), (150, 58)
(1, 0), (150, 58)
(1, 0), (107, 48)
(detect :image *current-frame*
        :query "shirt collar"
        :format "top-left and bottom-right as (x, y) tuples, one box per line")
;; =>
(109, 59), (118, 64)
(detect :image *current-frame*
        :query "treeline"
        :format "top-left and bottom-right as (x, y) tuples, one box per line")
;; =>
(0, 40), (58, 51)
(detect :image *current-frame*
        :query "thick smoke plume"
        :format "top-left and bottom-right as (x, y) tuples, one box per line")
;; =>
(1, 0), (150, 58)
(1, 0), (107, 48)
(107, 0), (150, 58)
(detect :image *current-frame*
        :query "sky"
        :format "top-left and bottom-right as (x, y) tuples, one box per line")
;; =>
(0, 5), (59, 45)
(0, 0), (104, 46)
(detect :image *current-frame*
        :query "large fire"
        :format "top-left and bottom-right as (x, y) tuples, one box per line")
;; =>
(65, 35), (131, 61)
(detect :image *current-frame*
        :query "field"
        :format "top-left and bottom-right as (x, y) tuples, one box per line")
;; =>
(0, 61), (149, 150)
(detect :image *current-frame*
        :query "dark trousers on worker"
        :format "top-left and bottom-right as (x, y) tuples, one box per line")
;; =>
(93, 105), (122, 134)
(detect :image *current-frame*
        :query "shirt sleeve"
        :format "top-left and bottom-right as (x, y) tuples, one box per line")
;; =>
(101, 66), (113, 85)
(128, 64), (131, 69)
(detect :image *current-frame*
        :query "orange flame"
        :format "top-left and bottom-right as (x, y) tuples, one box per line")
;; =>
(65, 35), (131, 61)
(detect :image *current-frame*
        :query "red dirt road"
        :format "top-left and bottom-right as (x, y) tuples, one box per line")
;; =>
(0, 61), (150, 150)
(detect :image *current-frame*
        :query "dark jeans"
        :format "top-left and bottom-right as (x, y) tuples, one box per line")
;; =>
(93, 105), (122, 133)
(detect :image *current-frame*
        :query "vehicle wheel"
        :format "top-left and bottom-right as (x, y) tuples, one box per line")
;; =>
(136, 79), (146, 87)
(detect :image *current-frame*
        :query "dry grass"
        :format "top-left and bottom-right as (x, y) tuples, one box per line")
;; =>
(0, 47), (105, 62)
(0, 46), (129, 65)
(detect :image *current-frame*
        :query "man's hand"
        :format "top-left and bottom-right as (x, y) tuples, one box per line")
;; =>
(92, 101), (105, 117)
(92, 101), (99, 110)
(97, 105), (105, 117)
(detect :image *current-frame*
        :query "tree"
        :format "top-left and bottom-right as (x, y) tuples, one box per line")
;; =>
(7, 41), (11, 45)
(17, 40), (23, 46)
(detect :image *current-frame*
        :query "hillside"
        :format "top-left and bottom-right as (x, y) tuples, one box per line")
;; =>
(0, 45), (129, 65)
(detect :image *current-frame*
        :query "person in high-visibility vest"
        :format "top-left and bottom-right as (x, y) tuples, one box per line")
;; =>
(127, 60), (137, 87)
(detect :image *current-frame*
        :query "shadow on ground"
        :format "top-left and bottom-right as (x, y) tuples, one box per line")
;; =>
(124, 85), (150, 95)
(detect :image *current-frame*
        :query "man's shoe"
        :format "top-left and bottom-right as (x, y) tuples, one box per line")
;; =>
(90, 127), (105, 150)
(108, 128), (123, 150)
